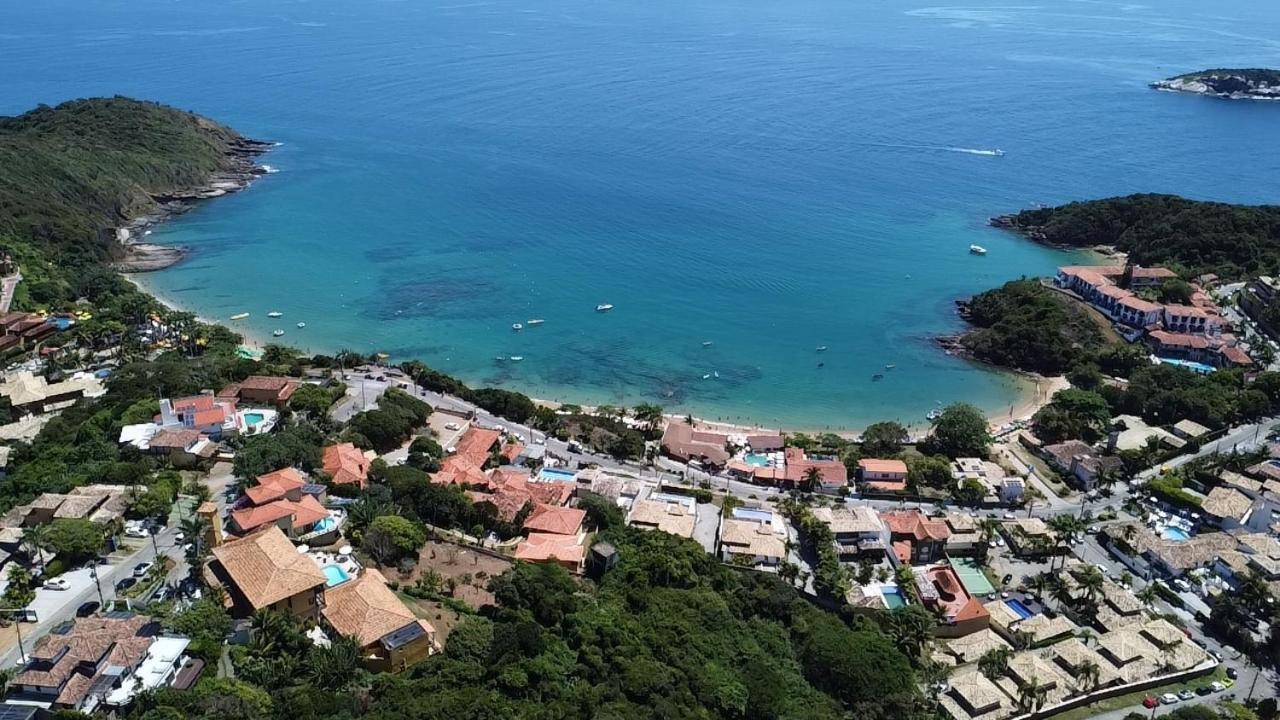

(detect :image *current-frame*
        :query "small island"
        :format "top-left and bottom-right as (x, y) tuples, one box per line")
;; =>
(1150, 68), (1280, 100)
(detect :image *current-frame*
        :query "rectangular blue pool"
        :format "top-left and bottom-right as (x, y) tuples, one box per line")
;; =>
(537, 467), (577, 483)
(1161, 526), (1191, 542)
(323, 564), (350, 587)
(882, 588), (907, 610)
(1004, 598), (1035, 620)
(744, 453), (772, 467)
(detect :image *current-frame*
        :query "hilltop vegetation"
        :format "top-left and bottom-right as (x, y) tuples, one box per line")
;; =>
(0, 97), (252, 310)
(993, 194), (1280, 280)
(959, 278), (1119, 375)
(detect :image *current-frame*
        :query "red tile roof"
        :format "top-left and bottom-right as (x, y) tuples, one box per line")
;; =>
(515, 532), (585, 566)
(148, 428), (201, 450)
(881, 509), (950, 541)
(257, 467), (306, 493)
(858, 458), (908, 474)
(322, 443), (370, 488)
(523, 504), (586, 535)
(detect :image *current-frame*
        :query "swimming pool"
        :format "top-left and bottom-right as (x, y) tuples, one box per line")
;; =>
(1161, 526), (1191, 542)
(243, 412), (266, 426)
(882, 588), (907, 610)
(1004, 598), (1035, 620)
(744, 453), (772, 467)
(537, 467), (577, 483)
(732, 508), (774, 523)
(1156, 358), (1216, 375)
(322, 564), (350, 587)
(314, 516), (337, 533)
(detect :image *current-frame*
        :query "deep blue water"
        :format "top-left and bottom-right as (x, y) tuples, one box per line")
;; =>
(3, 0), (1279, 430)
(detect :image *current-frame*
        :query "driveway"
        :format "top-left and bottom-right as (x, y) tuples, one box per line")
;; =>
(691, 502), (720, 554)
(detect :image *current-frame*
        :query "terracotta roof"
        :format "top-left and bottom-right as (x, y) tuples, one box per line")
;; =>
(454, 426), (502, 466)
(1164, 304), (1208, 318)
(148, 428), (201, 449)
(1119, 295), (1162, 313)
(257, 467), (306, 491)
(1201, 486), (1253, 521)
(858, 458), (908, 474)
(210, 526), (326, 610)
(628, 499), (696, 537)
(1148, 330), (1212, 350)
(720, 519), (786, 558)
(171, 395), (216, 413)
(1221, 345), (1253, 366)
(16, 614), (153, 696)
(523, 504), (585, 535)
(660, 422), (730, 465)
(515, 532), (586, 565)
(881, 509), (950, 541)
(812, 505), (884, 534)
(322, 569), (429, 647)
(501, 442), (524, 462)
(245, 484), (287, 505)
(229, 502), (294, 533)
(240, 375), (294, 391)
(322, 443), (370, 488)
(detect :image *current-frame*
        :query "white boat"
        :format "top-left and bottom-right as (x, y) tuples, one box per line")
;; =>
(526, 319), (545, 326)
(702, 373), (711, 380)
(702, 341), (713, 347)
(509, 355), (524, 361)
(272, 329), (285, 337)
(885, 364), (896, 370)
(969, 245), (988, 255)
(713, 371), (719, 378)
(296, 322), (306, 328)
(816, 346), (828, 352)
(992, 149), (1005, 157)
(512, 323), (523, 331)
(596, 304), (614, 312)
(230, 313), (249, 321)
(267, 311), (283, 318)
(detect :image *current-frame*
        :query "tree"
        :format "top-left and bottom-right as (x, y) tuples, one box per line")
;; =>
(21, 525), (48, 569)
(923, 403), (990, 459)
(978, 646), (1012, 680)
(40, 519), (104, 561)
(801, 466), (823, 492)
(1033, 388), (1112, 443)
(1158, 278), (1194, 304)
(953, 478), (987, 506)
(488, 561), (579, 627)
(290, 382), (342, 419)
(860, 421), (908, 458)
(0, 567), (35, 610)
(1076, 658), (1101, 691)
(577, 493), (624, 531)
(232, 423), (324, 481)
(631, 403), (664, 434)
(884, 605), (934, 664)
(907, 455), (952, 490)
(362, 515), (426, 565)
(306, 636), (363, 689)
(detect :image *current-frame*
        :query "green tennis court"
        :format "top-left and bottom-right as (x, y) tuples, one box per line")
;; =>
(951, 557), (995, 596)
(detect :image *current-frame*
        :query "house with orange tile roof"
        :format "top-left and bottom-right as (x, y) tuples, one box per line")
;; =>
(218, 375), (300, 406)
(858, 458), (909, 492)
(159, 394), (240, 439)
(206, 526), (327, 619)
(881, 509), (951, 565)
(322, 442), (371, 489)
(921, 563), (990, 638)
(321, 569), (437, 672)
(726, 446), (847, 491)
(515, 532), (587, 572)
(229, 467), (330, 537)
(660, 422), (730, 468)
(523, 504), (586, 536)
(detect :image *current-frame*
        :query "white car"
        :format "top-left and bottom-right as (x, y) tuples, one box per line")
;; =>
(133, 562), (154, 578)
(124, 526), (149, 538)
(1160, 693), (1179, 705)
(42, 577), (71, 591)
(444, 422), (460, 431)
(172, 532), (185, 544)
(1209, 681), (1225, 693)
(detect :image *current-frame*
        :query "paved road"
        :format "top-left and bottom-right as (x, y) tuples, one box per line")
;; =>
(1137, 418), (1278, 481)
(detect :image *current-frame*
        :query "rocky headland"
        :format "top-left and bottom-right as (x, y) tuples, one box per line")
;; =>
(1150, 68), (1280, 100)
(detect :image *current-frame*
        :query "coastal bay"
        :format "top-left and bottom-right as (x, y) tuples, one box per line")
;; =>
(7, 0), (1278, 429)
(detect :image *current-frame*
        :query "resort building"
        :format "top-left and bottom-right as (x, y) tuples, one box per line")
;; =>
(320, 570), (437, 672)
(726, 447), (847, 491)
(660, 422), (730, 468)
(228, 468), (330, 538)
(627, 497), (696, 538)
(217, 375), (300, 406)
(858, 458), (908, 492)
(811, 505), (886, 560)
(881, 509), (950, 565)
(6, 614), (191, 714)
(322, 442), (372, 489)
(206, 526), (328, 620)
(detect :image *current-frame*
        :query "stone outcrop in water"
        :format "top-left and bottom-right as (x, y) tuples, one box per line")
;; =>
(1150, 68), (1280, 100)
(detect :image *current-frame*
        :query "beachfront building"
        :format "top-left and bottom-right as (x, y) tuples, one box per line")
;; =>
(726, 446), (848, 491)
(320, 569), (438, 672)
(858, 458), (908, 492)
(660, 422), (730, 469)
(218, 375), (300, 407)
(205, 526), (328, 620)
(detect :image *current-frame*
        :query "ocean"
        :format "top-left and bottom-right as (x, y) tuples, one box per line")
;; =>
(2, 0), (1278, 431)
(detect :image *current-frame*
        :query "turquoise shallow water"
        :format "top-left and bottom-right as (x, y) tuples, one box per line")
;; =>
(3, 0), (1279, 429)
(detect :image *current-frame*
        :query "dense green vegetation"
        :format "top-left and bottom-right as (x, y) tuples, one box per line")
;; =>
(997, 194), (1280, 280)
(0, 97), (250, 311)
(960, 279), (1114, 374)
(137, 528), (927, 720)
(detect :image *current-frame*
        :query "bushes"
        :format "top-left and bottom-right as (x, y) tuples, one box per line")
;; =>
(347, 389), (432, 453)
(362, 515), (426, 565)
(961, 279), (1108, 374)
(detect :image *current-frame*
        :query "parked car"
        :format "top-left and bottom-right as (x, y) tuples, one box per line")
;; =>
(115, 577), (136, 593)
(1177, 689), (1195, 701)
(1226, 667), (1239, 679)
(124, 526), (149, 538)
(1210, 650), (1223, 662)
(1194, 686), (1213, 696)
(1160, 693), (1180, 705)
(1209, 681), (1226, 693)
(1142, 696), (1159, 709)
(444, 422), (461, 431)
(76, 601), (100, 618)
(133, 562), (154, 578)
(42, 577), (71, 591)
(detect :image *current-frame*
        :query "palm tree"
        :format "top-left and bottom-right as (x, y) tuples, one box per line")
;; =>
(1076, 659), (1101, 692)
(801, 466), (823, 493)
(978, 646), (1013, 680)
(1076, 628), (1095, 647)
(1076, 566), (1104, 603)
(1049, 577), (1076, 612)
(1017, 677), (1043, 713)
(632, 403), (664, 434)
(21, 525), (47, 569)
(1135, 585), (1158, 607)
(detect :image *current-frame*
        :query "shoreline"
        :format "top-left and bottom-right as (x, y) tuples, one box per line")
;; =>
(117, 141), (1062, 435)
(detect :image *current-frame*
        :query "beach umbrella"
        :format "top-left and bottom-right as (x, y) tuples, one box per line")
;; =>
(297, 544), (309, 554)
(339, 545), (353, 555)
